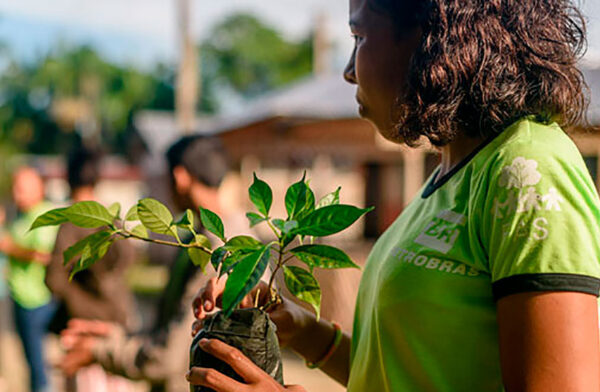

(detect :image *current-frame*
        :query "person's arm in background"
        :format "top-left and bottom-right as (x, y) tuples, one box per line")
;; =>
(0, 234), (50, 265)
(497, 292), (600, 392)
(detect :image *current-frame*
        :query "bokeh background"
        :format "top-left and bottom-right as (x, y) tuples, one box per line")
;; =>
(0, 1), (599, 391)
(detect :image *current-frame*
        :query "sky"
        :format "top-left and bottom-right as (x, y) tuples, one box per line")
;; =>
(0, 0), (599, 69)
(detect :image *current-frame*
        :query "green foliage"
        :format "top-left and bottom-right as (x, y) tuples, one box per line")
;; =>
(124, 205), (139, 221)
(108, 202), (121, 220)
(199, 207), (225, 241)
(290, 245), (359, 271)
(200, 13), (313, 98)
(285, 174), (315, 221)
(30, 173), (372, 319)
(283, 266), (321, 318)
(317, 187), (341, 209)
(137, 198), (177, 238)
(63, 201), (115, 228)
(69, 231), (115, 280)
(222, 244), (272, 316)
(246, 212), (266, 227)
(30, 208), (68, 231)
(248, 173), (273, 217)
(188, 247), (210, 272)
(63, 230), (112, 266)
(294, 205), (374, 237)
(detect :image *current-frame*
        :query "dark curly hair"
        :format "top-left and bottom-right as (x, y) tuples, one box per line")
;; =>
(371, 0), (588, 146)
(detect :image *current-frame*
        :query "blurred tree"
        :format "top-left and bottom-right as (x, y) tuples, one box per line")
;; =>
(0, 46), (176, 155)
(0, 12), (312, 159)
(201, 13), (313, 99)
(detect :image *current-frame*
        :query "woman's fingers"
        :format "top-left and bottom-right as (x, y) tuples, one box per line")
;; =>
(191, 320), (202, 337)
(198, 338), (263, 384)
(186, 367), (245, 392)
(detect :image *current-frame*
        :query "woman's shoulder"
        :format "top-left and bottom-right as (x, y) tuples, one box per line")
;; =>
(478, 117), (583, 174)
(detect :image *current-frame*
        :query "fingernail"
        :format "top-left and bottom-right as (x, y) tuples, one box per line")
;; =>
(185, 371), (191, 380)
(204, 300), (211, 310)
(199, 338), (209, 347)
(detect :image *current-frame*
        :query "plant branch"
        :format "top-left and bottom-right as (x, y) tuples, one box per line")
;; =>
(266, 219), (280, 237)
(117, 230), (212, 255)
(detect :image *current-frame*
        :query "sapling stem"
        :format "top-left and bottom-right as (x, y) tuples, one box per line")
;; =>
(118, 230), (213, 255)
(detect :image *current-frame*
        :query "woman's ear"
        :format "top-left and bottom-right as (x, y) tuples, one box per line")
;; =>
(172, 165), (193, 194)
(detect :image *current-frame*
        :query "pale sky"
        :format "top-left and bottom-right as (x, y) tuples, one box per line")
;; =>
(0, 0), (599, 68)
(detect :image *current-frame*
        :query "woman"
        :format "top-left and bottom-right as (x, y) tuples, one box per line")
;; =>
(189, 0), (600, 391)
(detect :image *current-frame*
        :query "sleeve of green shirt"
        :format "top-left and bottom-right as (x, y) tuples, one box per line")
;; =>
(478, 133), (600, 300)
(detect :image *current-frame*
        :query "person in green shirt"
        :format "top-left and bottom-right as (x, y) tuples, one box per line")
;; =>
(188, 1), (600, 391)
(0, 166), (59, 392)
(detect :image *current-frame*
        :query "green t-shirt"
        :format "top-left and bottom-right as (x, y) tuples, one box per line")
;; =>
(348, 118), (600, 392)
(8, 201), (59, 309)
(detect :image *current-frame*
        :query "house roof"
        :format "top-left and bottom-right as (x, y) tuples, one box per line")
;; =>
(136, 67), (600, 155)
(194, 73), (359, 135)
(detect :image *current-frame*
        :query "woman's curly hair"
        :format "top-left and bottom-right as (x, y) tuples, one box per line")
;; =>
(371, 0), (588, 146)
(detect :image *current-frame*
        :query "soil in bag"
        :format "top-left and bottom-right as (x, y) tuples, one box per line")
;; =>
(190, 308), (284, 392)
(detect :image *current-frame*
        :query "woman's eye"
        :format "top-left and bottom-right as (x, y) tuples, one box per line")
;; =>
(351, 34), (362, 43)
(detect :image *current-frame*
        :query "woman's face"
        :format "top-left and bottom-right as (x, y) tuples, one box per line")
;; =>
(344, 0), (421, 141)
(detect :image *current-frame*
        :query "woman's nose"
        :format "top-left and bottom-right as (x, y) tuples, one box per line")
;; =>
(344, 48), (357, 85)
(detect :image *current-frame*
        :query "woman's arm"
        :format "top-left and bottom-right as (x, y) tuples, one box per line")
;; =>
(497, 291), (600, 392)
(286, 313), (351, 386)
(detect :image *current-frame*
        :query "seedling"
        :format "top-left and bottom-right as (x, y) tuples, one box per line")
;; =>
(30, 173), (373, 319)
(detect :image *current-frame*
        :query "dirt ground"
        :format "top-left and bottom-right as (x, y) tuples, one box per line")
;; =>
(0, 304), (344, 392)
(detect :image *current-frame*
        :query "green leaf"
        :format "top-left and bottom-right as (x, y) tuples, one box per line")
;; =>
(283, 266), (321, 318)
(188, 248), (210, 272)
(211, 247), (228, 271)
(272, 219), (285, 231)
(317, 187), (341, 209)
(30, 208), (68, 231)
(249, 173), (272, 216)
(63, 201), (115, 228)
(63, 230), (112, 266)
(285, 176), (308, 219)
(194, 233), (212, 249)
(137, 198), (177, 237)
(199, 207), (225, 241)
(69, 234), (114, 279)
(290, 244), (359, 270)
(130, 224), (148, 239)
(294, 205), (374, 237)
(222, 244), (272, 316)
(223, 235), (263, 252)
(246, 212), (266, 227)
(283, 220), (299, 234)
(108, 202), (121, 219)
(219, 252), (246, 278)
(175, 209), (195, 229)
(285, 174), (315, 221)
(124, 205), (139, 221)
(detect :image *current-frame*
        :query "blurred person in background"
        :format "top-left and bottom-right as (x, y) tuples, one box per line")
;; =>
(0, 205), (8, 392)
(58, 135), (231, 392)
(45, 146), (137, 392)
(0, 166), (59, 392)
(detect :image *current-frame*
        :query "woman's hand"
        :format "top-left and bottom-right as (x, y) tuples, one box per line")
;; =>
(187, 338), (306, 392)
(191, 278), (317, 348)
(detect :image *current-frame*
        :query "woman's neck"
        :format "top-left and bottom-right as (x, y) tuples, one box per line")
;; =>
(438, 134), (486, 178)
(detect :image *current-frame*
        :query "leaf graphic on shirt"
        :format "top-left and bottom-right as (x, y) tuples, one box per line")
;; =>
(498, 157), (542, 189)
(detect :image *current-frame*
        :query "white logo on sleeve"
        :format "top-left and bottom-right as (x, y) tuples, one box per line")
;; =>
(542, 187), (564, 211)
(492, 157), (565, 242)
(499, 157), (542, 189)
